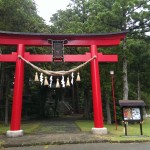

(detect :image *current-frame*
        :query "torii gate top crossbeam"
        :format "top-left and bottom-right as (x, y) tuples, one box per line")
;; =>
(0, 31), (127, 47)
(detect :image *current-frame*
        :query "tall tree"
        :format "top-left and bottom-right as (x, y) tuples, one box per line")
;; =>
(0, 0), (50, 121)
(48, 0), (150, 120)
(88, 0), (150, 100)
(0, 0), (48, 32)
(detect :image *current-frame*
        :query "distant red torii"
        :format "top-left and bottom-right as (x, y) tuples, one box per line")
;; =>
(0, 31), (127, 137)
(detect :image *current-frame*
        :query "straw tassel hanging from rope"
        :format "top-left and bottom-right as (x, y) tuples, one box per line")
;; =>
(34, 72), (39, 81)
(56, 78), (60, 88)
(44, 76), (49, 86)
(66, 77), (70, 87)
(76, 72), (81, 82)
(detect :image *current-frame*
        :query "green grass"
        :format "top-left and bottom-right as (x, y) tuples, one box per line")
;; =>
(0, 118), (150, 142)
(0, 122), (41, 134)
(75, 118), (150, 141)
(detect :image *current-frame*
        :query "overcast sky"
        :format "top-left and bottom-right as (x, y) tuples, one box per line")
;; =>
(34, 0), (70, 24)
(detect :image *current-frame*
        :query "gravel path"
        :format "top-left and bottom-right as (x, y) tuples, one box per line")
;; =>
(36, 118), (81, 134)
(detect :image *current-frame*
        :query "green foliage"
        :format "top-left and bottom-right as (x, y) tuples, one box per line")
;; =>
(0, 0), (48, 32)
(1, 0), (150, 122)
(48, 0), (150, 119)
(0, 0), (50, 121)
(0, 122), (41, 134)
(76, 118), (150, 137)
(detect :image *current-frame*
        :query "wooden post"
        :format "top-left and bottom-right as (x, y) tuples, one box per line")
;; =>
(140, 122), (143, 135)
(124, 122), (128, 136)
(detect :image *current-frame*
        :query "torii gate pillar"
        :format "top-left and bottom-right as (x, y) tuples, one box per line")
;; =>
(90, 45), (107, 134)
(6, 44), (25, 137)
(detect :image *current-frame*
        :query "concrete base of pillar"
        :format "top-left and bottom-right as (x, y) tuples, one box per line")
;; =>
(91, 127), (107, 135)
(6, 130), (24, 137)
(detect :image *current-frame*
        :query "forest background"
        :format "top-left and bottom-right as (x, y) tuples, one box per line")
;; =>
(0, 0), (150, 125)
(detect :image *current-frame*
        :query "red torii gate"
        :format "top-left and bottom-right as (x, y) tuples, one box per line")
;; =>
(0, 31), (127, 137)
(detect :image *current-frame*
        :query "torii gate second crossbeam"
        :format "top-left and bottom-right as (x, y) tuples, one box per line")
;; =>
(0, 31), (127, 137)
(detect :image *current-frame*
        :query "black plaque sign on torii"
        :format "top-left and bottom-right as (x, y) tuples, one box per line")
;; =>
(49, 39), (68, 62)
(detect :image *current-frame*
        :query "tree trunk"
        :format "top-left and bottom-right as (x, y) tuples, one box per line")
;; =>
(39, 86), (48, 118)
(123, 39), (129, 100)
(5, 75), (10, 125)
(137, 71), (141, 100)
(106, 94), (111, 124)
(75, 83), (79, 113)
(72, 84), (75, 112)
(0, 64), (5, 102)
(84, 89), (91, 119)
